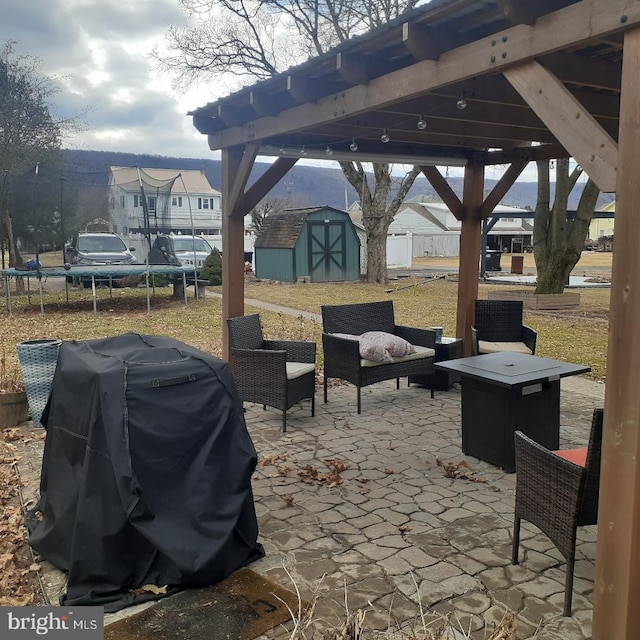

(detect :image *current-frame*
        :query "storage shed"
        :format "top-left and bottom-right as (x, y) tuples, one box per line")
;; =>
(254, 206), (360, 283)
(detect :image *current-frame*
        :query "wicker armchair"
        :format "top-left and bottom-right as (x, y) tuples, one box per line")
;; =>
(321, 300), (436, 414)
(472, 299), (537, 355)
(227, 314), (316, 432)
(512, 408), (603, 616)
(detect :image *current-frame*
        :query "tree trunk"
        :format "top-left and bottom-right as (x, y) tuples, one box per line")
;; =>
(534, 159), (600, 294)
(339, 161), (420, 284)
(2, 211), (21, 269)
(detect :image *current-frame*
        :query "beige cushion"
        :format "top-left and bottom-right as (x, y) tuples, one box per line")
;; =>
(286, 362), (315, 379)
(478, 340), (533, 355)
(361, 344), (435, 368)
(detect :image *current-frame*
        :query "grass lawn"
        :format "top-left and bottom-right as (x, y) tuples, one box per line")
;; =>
(0, 269), (609, 382)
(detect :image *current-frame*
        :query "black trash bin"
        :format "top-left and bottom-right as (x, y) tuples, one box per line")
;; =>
(485, 249), (502, 272)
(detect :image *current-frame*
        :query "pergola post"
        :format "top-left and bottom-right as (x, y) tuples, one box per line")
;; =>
(456, 163), (484, 353)
(592, 26), (640, 639)
(221, 146), (250, 361)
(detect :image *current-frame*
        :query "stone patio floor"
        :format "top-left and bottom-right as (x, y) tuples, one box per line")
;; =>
(14, 374), (605, 640)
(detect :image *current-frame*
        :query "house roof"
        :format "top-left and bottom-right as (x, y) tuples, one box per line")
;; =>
(109, 167), (219, 195)
(255, 206), (348, 248)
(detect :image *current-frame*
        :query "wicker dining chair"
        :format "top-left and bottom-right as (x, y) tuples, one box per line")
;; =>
(512, 408), (603, 616)
(472, 299), (537, 355)
(226, 313), (316, 432)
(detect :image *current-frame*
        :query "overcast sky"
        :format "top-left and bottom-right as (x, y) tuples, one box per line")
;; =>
(0, 1), (547, 182)
(1, 0), (224, 160)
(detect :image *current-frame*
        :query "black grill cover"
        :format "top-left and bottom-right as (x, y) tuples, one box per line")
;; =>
(28, 333), (264, 611)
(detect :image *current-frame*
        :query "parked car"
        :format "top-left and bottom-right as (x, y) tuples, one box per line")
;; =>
(67, 232), (138, 266)
(66, 232), (138, 288)
(147, 235), (214, 271)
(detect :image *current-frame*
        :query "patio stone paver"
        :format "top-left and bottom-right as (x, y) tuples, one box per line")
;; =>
(12, 373), (603, 639)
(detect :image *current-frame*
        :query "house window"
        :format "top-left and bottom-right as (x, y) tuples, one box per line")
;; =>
(172, 196), (183, 207)
(197, 197), (221, 210)
(148, 197), (156, 212)
(120, 195), (125, 208)
(134, 195), (140, 208)
(109, 196), (115, 209)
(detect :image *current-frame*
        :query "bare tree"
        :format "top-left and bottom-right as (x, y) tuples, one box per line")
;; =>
(533, 158), (601, 293)
(156, 0), (422, 282)
(249, 195), (292, 234)
(0, 42), (64, 268)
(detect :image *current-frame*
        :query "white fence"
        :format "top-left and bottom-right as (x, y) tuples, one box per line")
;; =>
(386, 234), (413, 268)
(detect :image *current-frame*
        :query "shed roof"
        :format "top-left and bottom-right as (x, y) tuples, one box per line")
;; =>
(255, 206), (350, 248)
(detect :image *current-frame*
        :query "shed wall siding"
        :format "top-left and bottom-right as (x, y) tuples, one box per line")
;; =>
(255, 247), (295, 282)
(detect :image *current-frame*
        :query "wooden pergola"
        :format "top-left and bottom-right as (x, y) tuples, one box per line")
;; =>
(189, 1), (640, 635)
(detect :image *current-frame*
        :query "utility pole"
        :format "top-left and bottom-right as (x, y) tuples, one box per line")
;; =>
(59, 176), (68, 263)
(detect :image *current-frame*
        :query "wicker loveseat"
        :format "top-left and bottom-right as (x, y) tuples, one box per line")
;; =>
(321, 300), (436, 414)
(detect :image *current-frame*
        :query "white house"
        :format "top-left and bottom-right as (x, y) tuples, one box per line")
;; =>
(391, 198), (534, 257)
(108, 166), (222, 238)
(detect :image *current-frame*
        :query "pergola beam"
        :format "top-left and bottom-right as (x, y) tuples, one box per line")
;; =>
(503, 61), (618, 192)
(480, 160), (529, 217)
(207, 0), (638, 150)
(420, 166), (464, 219)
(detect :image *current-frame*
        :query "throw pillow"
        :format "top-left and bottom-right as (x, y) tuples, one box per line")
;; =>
(360, 331), (416, 357)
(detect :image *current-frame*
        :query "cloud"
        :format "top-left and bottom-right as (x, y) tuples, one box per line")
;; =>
(0, 0), (215, 159)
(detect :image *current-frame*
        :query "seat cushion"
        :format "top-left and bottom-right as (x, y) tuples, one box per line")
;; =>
(286, 362), (316, 380)
(478, 340), (533, 355)
(361, 345), (435, 368)
(552, 447), (587, 467)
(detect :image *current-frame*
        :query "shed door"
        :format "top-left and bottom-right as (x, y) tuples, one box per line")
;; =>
(308, 221), (347, 282)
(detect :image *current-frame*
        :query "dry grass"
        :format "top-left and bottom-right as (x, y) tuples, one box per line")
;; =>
(241, 276), (608, 379)
(282, 568), (518, 640)
(0, 267), (609, 380)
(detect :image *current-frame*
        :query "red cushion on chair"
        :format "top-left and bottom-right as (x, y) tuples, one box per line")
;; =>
(552, 447), (588, 467)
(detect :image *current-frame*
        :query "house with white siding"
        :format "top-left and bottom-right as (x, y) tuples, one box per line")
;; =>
(107, 166), (223, 252)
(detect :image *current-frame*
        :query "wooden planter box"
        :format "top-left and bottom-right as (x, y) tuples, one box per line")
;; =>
(488, 289), (581, 310)
(0, 391), (29, 427)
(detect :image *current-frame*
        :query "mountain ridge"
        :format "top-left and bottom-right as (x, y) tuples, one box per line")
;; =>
(64, 149), (613, 212)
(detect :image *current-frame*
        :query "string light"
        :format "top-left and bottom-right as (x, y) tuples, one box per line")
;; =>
(417, 115), (427, 130)
(349, 138), (358, 152)
(300, 146), (307, 156)
(456, 92), (467, 110)
(380, 129), (390, 143)
(325, 145), (334, 156)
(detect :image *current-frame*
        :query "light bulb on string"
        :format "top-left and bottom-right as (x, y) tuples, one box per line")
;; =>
(417, 115), (427, 130)
(300, 146), (307, 156)
(456, 93), (467, 110)
(325, 145), (334, 156)
(380, 129), (390, 143)
(349, 138), (358, 152)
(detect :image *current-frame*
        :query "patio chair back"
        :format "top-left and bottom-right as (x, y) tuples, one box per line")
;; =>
(475, 300), (524, 342)
(227, 313), (265, 350)
(322, 300), (396, 336)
